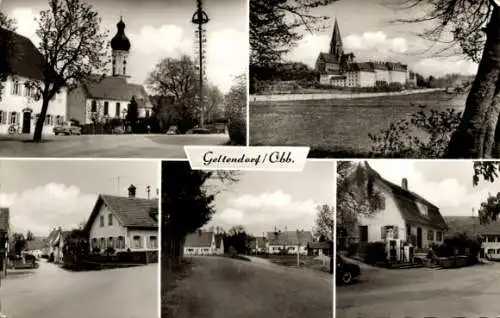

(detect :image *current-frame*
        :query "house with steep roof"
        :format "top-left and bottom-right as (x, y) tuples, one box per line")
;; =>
(0, 28), (67, 135)
(443, 216), (500, 260)
(47, 227), (71, 263)
(184, 231), (224, 256)
(24, 238), (48, 259)
(266, 230), (313, 255)
(345, 162), (449, 262)
(83, 184), (159, 254)
(66, 18), (153, 126)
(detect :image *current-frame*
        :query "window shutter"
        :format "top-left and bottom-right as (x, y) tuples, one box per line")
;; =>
(381, 226), (386, 240)
(394, 226), (399, 239)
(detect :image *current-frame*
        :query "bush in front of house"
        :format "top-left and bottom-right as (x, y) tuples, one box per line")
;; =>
(228, 116), (246, 145)
(364, 242), (387, 265)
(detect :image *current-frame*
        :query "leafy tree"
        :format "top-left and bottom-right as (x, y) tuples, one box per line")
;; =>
(314, 204), (334, 241)
(147, 55), (200, 130)
(473, 161), (500, 186)
(225, 226), (252, 255)
(225, 73), (247, 145)
(26, 230), (34, 241)
(336, 161), (384, 248)
(11, 233), (26, 257)
(395, 0), (500, 157)
(29, 0), (108, 142)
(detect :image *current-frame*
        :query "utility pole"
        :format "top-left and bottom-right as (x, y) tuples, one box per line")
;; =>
(296, 230), (300, 267)
(191, 0), (209, 128)
(147, 185), (151, 199)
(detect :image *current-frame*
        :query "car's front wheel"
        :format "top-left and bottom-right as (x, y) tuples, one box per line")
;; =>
(342, 271), (353, 284)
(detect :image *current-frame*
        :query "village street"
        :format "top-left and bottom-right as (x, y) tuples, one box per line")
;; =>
(0, 260), (158, 318)
(0, 134), (229, 158)
(170, 256), (332, 318)
(336, 260), (500, 317)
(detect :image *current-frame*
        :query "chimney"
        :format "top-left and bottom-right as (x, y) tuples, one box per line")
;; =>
(402, 178), (408, 191)
(128, 184), (136, 198)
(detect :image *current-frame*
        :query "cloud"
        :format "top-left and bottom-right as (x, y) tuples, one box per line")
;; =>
(344, 31), (408, 54)
(0, 183), (96, 236)
(10, 7), (38, 43)
(413, 57), (478, 78)
(215, 190), (318, 233)
(286, 33), (330, 68)
(129, 25), (246, 93)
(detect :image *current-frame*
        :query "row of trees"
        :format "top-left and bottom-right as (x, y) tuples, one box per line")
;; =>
(1, 0), (246, 145)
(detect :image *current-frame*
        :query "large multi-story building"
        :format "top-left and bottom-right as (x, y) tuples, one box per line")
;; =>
(315, 19), (413, 87)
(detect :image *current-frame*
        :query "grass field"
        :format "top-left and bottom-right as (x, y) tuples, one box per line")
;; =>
(249, 91), (467, 157)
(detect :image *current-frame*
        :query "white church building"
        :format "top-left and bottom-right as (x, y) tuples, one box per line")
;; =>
(66, 17), (153, 125)
(0, 28), (67, 135)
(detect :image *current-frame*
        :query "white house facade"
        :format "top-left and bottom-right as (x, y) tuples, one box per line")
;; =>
(0, 29), (67, 135)
(85, 185), (159, 254)
(266, 230), (313, 255)
(184, 231), (224, 256)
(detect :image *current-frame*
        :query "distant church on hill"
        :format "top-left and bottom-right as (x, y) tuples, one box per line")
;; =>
(67, 17), (153, 125)
(315, 19), (416, 88)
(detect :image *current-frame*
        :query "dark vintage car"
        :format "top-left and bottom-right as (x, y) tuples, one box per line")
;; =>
(53, 122), (82, 135)
(336, 253), (361, 285)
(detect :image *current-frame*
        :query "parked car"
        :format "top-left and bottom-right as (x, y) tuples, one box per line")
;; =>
(112, 126), (124, 134)
(336, 253), (361, 285)
(53, 122), (82, 135)
(166, 125), (178, 135)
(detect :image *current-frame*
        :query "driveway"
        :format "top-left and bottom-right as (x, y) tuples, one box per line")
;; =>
(0, 134), (229, 158)
(0, 261), (158, 318)
(167, 256), (332, 318)
(336, 261), (500, 317)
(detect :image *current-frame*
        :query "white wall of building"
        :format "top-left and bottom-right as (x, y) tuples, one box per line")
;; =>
(483, 236), (500, 260)
(359, 72), (376, 87)
(89, 204), (127, 251)
(389, 71), (407, 84)
(0, 76), (67, 134)
(267, 244), (308, 255)
(128, 229), (158, 251)
(85, 98), (150, 124)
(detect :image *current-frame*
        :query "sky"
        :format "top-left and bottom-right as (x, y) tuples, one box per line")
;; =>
(1, 0), (247, 93)
(362, 160), (499, 218)
(0, 160), (159, 237)
(287, 0), (479, 77)
(205, 161), (334, 237)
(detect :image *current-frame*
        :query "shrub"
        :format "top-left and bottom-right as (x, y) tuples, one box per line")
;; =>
(25, 254), (36, 262)
(105, 247), (116, 256)
(228, 116), (246, 145)
(229, 246), (238, 258)
(347, 243), (358, 257)
(364, 241), (386, 264)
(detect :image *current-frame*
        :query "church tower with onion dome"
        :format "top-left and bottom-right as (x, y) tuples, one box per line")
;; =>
(110, 17), (131, 77)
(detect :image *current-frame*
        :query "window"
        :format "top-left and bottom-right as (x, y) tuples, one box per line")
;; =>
(488, 236), (495, 243)
(188, 248), (194, 252)
(203, 249), (209, 252)
(11, 81), (21, 95)
(496, 236), (500, 243)
(436, 231), (443, 242)
(359, 225), (368, 242)
(488, 249), (495, 254)
(100, 238), (105, 250)
(115, 103), (120, 117)
(418, 203), (428, 216)
(99, 215), (104, 227)
(9, 112), (18, 125)
(108, 214), (113, 226)
(0, 111), (3, 125)
(133, 235), (142, 249)
(108, 237), (114, 249)
(497, 249), (500, 254)
(149, 236), (158, 249)
(45, 114), (52, 126)
(91, 100), (97, 112)
(117, 236), (125, 249)
(92, 238), (98, 249)
(427, 230), (434, 241)
(104, 101), (109, 115)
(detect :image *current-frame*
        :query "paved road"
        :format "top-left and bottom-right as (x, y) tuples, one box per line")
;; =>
(170, 256), (332, 318)
(0, 261), (158, 318)
(336, 262), (500, 317)
(0, 134), (229, 158)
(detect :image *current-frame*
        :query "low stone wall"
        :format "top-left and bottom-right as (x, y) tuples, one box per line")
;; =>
(251, 88), (445, 102)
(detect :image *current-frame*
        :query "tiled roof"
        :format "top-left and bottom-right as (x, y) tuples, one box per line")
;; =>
(185, 231), (213, 248)
(84, 195), (158, 232)
(0, 28), (55, 81)
(347, 62), (375, 73)
(82, 75), (152, 108)
(443, 216), (500, 236)
(361, 162), (449, 230)
(266, 231), (313, 246)
(0, 208), (9, 232)
(317, 52), (340, 64)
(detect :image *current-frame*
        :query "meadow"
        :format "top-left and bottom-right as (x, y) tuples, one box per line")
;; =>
(249, 91), (467, 158)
